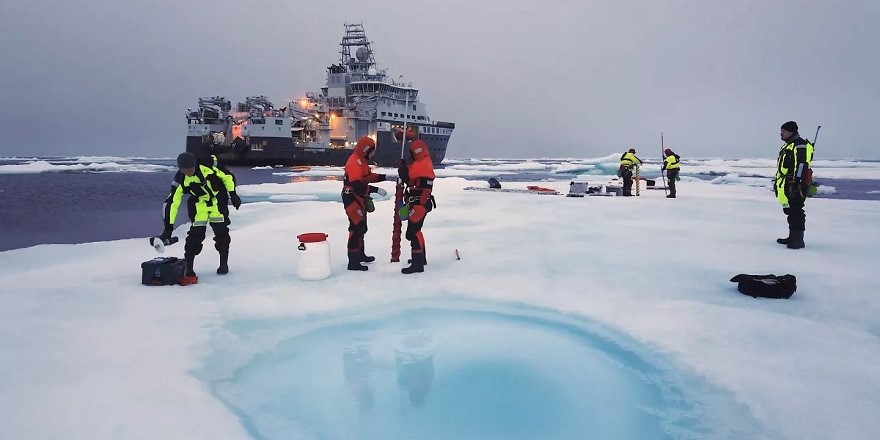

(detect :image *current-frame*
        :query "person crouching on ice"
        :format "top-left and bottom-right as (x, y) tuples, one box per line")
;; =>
(398, 140), (436, 274)
(158, 152), (240, 285)
(343, 137), (387, 271)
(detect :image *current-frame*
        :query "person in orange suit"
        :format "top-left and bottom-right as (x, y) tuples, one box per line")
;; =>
(397, 140), (436, 274)
(342, 137), (386, 271)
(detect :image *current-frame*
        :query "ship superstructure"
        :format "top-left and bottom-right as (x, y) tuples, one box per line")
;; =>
(185, 23), (454, 167)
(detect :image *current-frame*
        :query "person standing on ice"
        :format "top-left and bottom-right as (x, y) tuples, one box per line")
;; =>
(342, 137), (387, 271)
(192, 140), (238, 231)
(662, 148), (681, 198)
(158, 152), (240, 285)
(619, 148), (642, 196)
(397, 140), (435, 274)
(775, 121), (814, 249)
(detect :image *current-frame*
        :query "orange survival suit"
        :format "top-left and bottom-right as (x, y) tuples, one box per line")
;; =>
(397, 139), (436, 274)
(343, 137), (386, 271)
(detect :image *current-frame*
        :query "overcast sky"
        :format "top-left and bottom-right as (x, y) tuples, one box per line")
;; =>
(1, 0), (877, 159)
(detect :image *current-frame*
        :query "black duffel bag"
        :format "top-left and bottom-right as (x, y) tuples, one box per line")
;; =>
(730, 274), (797, 299)
(141, 257), (187, 286)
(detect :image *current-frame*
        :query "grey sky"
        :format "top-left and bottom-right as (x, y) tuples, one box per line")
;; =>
(1, 0), (877, 159)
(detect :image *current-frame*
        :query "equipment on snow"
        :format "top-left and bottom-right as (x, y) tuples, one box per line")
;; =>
(463, 186), (560, 195)
(730, 274), (797, 299)
(149, 236), (178, 253)
(141, 256), (187, 286)
(634, 164), (641, 196)
(661, 133), (668, 197)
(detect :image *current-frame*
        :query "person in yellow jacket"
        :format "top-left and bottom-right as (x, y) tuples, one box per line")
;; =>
(618, 148), (642, 196)
(775, 121), (814, 249)
(662, 148), (681, 198)
(158, 152), (241, 284)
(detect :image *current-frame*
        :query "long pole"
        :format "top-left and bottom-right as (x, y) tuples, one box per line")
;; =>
(661, 133), (668, 197)
(813, 125), (822, 146)
(390, 89), (410, 262)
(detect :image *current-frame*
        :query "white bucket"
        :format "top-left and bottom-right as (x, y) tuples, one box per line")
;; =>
(297, 233), (331, 280)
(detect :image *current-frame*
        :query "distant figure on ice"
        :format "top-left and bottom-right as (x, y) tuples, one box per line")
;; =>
(775, 121), (814, 249)
(398, 140), (436, 274)
(619, 148), (642, 196)
(159, 152), (240, 285)
(342, 137), (387, 271)
(662, 148), (681, 198)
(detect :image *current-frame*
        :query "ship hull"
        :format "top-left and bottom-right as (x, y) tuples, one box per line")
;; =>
(189, 131), (450, 167)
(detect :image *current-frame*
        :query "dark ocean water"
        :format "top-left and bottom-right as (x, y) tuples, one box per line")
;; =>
(0, 160), (286, 251)
(1, 158), (878, 252)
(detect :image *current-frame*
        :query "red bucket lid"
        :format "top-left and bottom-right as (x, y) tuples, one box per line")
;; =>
(297, 232), (328, 243)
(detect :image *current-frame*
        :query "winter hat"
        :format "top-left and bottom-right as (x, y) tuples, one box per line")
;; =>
(355, 136), (375, 149)
(355, 136), (376, 158)
(176, 152), (197, 169)
(781, 121), (798, 133)
(410, 139), (429, 160)
(628, 148), (636, 153)
(664, 148), (673, 155)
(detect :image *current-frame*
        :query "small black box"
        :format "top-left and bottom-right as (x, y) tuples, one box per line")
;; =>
(141, 257), (186, 286)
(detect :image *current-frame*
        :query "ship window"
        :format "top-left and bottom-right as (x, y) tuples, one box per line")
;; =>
(381, 112), (386, 116)
(413, 105), (416, 111)
(275, 119), (283, 125)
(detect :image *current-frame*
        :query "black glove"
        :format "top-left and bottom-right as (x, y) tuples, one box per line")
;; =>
(375, 173), (386, 182)
(159, 224), (173, 241)
(230, 191), (242, 210)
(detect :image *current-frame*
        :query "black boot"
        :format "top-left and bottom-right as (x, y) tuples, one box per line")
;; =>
(184, 253), (196, 277)
(407, 250), (427, 266)
(359, 239), (375, 263)
(348, 251), (368, 271)
(776, 232), (791, 245)
(180, 253), (199, 285)
(402, 253), (425, 274)
(217, 251), (229, 275)
(786, 230), (805, 249)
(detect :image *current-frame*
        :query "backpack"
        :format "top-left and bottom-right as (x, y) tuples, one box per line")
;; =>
(804, 138), (817, 197)
(730, 274), (797, 299)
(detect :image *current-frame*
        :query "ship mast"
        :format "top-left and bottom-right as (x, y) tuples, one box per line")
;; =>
(340, 23), (376, 77)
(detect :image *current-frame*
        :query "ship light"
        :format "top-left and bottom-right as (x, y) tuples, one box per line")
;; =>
(299, 100), (308, 108)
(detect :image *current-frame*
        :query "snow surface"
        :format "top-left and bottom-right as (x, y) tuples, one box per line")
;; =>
(1, 175), (879, 439)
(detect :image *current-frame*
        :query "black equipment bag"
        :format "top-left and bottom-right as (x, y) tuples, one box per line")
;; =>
(141, 257), (187, 286)
(730, 274), (797, 299)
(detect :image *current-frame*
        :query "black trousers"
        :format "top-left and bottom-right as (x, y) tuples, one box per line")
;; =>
(405, 217), (426, 254)
(184, 223), (230, 257)
(342, 193), (368, 253)
(783, 192), (806, 232)
(621, 168), (634, 196)
(667, 169), (679, 196)
(185, 197), (231, 256)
